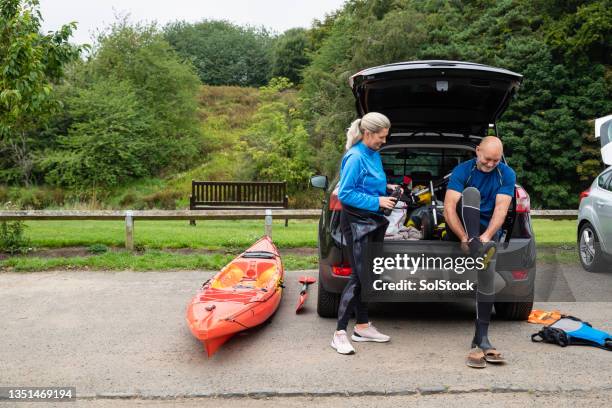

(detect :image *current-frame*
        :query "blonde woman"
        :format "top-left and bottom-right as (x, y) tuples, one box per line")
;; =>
(331, 112), (401, 355)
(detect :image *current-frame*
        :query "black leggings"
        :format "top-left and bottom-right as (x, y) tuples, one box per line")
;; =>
(336, 205), (388, 331)
(445, 188), (499, 322)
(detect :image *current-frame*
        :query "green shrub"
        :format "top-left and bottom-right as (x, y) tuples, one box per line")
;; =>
(88, 244), (108, 254)
(119, 192), (137, 207)
(39, 80), (155, 190)
(241, 85), (314, 191)
(0, 186), (8, 204)
(17, 189), (42, 209)
(11, 187), (66, 209)
(289, 190), (323, 209)
(0, 220), (31, 255)
(49, 188), (65, 207)
(142, 190), (182, 209)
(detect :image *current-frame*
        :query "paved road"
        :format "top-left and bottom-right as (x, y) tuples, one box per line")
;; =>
(1, 263), (611, 407)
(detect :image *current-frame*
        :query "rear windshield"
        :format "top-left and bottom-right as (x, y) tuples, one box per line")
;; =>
(380, 147), (474, 186)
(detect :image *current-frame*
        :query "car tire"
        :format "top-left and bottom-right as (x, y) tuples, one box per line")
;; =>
(495, 299), (533, 321)
(317, 280), (340, 318)
(495, 282), (534, 321)
(578, 222), (608, 272)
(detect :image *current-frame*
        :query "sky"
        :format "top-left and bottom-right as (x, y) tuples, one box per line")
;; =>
(39, 0), (347, 45)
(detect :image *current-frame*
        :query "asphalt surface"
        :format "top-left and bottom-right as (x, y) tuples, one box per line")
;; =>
(1, 263), (611, 407)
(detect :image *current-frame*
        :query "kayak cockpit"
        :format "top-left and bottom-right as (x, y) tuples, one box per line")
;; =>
(210, 260), (280, 292)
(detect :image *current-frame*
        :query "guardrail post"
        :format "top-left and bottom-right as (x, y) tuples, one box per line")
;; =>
(265, 209), (273, 238)
(125, 210), (134, 251)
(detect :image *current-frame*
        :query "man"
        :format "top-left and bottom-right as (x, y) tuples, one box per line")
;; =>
(443, 136), (516, 368)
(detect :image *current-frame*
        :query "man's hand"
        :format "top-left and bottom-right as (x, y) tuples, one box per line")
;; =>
(479, 233), (492, 243)
(443, 189), (469, 242)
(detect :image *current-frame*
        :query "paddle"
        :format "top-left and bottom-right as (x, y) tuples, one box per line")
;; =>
(295, 276), (317, 313)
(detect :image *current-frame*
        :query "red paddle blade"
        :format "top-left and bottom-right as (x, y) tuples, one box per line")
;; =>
(298, 276), (316, 284)
(295, 293), (308, 313)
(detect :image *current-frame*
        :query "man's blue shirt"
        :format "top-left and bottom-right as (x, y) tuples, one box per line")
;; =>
(447, 158), (516, 227)
(338, 141), (386, 212)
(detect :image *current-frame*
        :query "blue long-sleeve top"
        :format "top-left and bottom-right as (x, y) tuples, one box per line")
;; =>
(338, 141), (387, 212)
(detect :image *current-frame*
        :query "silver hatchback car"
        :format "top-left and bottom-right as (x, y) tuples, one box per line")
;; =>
(578, 114), (612, 272)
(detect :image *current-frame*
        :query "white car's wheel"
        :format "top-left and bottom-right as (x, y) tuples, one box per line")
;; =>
(579, 223), (608, 272)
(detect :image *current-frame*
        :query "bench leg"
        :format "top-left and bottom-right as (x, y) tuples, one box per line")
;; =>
(190, 220), (196, 226)
(285, 218), (288, 227)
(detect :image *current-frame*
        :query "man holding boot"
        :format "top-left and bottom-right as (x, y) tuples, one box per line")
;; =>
(443, 136), (516, 368)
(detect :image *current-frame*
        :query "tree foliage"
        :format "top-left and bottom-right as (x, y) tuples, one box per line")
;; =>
(271, 28), (312, 84)
(39, 20), (202, 191)
(2, 1), (610, 210)
(39, 80), (154, 189)
(241, 78), (314, 191)
(164, 20), (273, 87)
(301, 0), (612, 208)
(0, 0), (82, 185)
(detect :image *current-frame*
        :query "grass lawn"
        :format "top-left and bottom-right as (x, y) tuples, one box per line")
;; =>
(531, 219), (577, 246)
(0, 218), (579, 271)
(0, 251), (318, 272)
(18, 218), (577, 249)
(20, 219), (319, 249)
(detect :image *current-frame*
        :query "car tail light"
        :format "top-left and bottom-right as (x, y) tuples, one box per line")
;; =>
(515, 186), (530, 213)
(332, 265), (352, 276)
(511, 269), (529, 281)
(579, 188), (590, 203)
(329, 188), (342, 211)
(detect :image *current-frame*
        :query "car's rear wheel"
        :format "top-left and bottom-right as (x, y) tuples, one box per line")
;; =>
(578, 222), (607, 272)
(317, 279), (340, 318)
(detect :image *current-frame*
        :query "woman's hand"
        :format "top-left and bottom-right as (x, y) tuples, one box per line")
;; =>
(379, 196), (398, 210)
(386, 184), (404, 194)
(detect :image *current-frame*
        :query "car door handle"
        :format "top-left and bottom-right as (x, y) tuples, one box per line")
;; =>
(596, 201), (607, 206)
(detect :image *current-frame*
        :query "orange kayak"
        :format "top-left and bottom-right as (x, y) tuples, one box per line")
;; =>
(186, 236), (284, 356)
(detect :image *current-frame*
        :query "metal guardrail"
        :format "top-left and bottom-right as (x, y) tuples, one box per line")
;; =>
(0, 209), (576, 250)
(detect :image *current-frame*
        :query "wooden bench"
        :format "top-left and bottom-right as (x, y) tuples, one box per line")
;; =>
(189, 181), (289, 226)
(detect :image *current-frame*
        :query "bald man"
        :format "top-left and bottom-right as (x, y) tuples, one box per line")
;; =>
(443, 136), (516, 368)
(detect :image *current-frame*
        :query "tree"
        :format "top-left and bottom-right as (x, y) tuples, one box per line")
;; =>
(271, 28), (312, 85)
(0, 0), (82, 185)
(89, 20), (201, 166)
(241, 78), (314, 191)
(164, 20), (273, 87)
(39, 80), (154, 190)
(39, 20), (203, 191)
(300, 0), (611, 208)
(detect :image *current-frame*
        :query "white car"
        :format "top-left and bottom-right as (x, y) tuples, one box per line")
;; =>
(577, 115), (612, 272)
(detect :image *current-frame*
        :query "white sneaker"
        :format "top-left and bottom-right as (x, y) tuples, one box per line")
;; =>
(331, 330), (355, 354)
(351, 323), (390, 343)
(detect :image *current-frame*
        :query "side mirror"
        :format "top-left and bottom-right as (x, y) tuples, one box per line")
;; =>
(310, 175), (328, 190)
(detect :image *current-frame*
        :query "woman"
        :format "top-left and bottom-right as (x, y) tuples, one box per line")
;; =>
(331, 112), (400, 355)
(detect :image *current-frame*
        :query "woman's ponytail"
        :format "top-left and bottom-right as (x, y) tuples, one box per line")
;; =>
(345, 112), (391, 150)
(345, 119), (363, 150)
